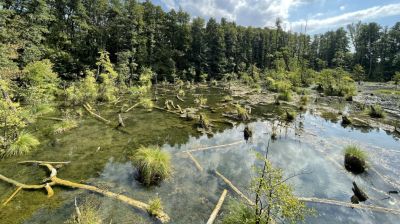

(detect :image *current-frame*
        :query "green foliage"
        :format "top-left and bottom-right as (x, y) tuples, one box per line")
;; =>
(317, 68), (356, 97)
(368, 105), (385, 118)
(299, 95), (309, 106)
(97, 51), (118, 102)
(222, 95), (233, 102)
(393, 72), (400, 85)
(223, 154), (313, 224)
(194, 95), (207, 107)
(131, 146), (172, 186)
(353, 64), (365, 82)
(285, 110), (297, 122)
(344, 146), (367, 162)
(277, 91), (292, 102)
(129, 68), (153, 96)
(148, 197), (164, 217)
(222, 200), (260, 224)
(1, 133), (40, 158)
(65, 199), (102, 224)
(65, 71), (98, 105)
(139, 98), (154, 111)
(234, 104), (250, 121)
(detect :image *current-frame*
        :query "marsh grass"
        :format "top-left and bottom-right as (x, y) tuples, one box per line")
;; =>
(277, 91), (292, 102)
(148, 197), (163, 217)
(285, 110), (296, 122)
(234, 104), (250, 121)
(2, 133), (40, 157)
(344, 146), (367, 162)
(65, 198), (102, 224)
(368, 105), (385, 118)
(131, 146), (172, 186)
(140, 98), (154, 111)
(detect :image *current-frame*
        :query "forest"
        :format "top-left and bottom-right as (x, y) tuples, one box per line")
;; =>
(1, 0), (400, 224)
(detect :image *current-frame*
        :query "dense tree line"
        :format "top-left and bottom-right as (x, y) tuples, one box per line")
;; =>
(1, 0), (399, 83)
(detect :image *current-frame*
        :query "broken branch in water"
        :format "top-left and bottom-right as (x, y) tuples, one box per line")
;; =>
(213, 170), (254, 206)
(83, 103), (111, 124)
(185, 152), (203, 172)
(299, 197), (400, 215)
(0, 161), (170, 223)
(125, 102), (140, 113)
(180, 140), (243, 154)
(206, 189), (228, 224)
(2, 186), (22, 206)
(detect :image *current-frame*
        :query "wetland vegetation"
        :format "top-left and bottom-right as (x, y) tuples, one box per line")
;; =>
(1, 1), (400, 223)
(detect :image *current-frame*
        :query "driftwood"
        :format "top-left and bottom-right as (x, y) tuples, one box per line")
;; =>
(154, 106), (181, 115)
(213, 170), (254, 206)
(299, 197), (400, 215)
(206, 189), (228, 224)
(118, 114), (125, 127)
(0, 162), (170, 223)
(83, 103), (111, 124)
(180, 140), (243, 154)
(125, 102), (140, 113)
(176, 94), (184, 102)
(185, 152), (203, 172)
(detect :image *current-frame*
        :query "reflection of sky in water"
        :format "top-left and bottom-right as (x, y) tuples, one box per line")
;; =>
(25, 112), (400, 223)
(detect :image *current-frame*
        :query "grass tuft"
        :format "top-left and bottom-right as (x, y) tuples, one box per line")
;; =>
(2, 133), (40, 157)
(131, 146), (172, 186)
(368, 105), (385, 118)
(344, 145), (367, 161)
(148, 197), (163, 217)
(277, 91), (292, 102)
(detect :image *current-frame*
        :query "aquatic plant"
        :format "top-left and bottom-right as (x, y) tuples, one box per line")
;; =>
(65, 199), (102, 224)
(222, 95), (233, 102)
(139, 98), (154, 111)
(131, 146), (172, 186)
(344, 145), (367, 174)
(285, 110), (296, 122)
(148, 197), (164, 217)
(194, 95), (207, 107)
(198, 113), (211, 129)
(368, 105), (385, 118)
(234, 104), (250, 121)
(277, 91), (292, 102)
(53, 119), (79, 134)
(299, 95), (308, 106)
(222, 154), (313, 224)
(211, 79), (218, 86)
(2, 133), (40, 157)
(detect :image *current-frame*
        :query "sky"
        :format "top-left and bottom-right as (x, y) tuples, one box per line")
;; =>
(150, 0), (400, 34)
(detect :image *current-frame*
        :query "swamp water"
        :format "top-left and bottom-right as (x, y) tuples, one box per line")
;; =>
(0, 88), (399, 224)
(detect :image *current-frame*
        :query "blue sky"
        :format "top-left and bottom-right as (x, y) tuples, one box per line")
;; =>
(150, 0), (400, 34)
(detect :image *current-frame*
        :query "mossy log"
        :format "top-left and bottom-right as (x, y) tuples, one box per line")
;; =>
(0, 162), (170, 223)
(206, 189), (228, 224)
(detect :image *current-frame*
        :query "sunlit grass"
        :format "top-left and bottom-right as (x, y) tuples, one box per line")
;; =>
(131, 146), (172, 186)
(2, 133), (40, 157)
(344, 145), (367, 161)
(148, 197), (163, 217)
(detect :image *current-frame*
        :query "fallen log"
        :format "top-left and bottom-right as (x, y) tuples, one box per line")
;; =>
(213, 170), (254, 206)
(118, 114), (125, 127)
(176, 94), (184, 102)
(206, 189), (228, 224)
(125, 102), (140, 113)
(298, 197), (400, 215)
(83, 104), (111, 124)
(180, 140), (243, 154)
(186, 152), (203, 172)
(0, 162), (170, 223)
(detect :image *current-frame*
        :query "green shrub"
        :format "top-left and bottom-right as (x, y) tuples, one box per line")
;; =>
(222, 200), (260, 224)
(368, 105), (385, 118)
(234, 104), (250, 121)
(131, 146), (172, 186)
(344, 146), (367, 161)
(277, 91), (292, 102)
(2, 133), (40, 157)
(299, 95), (308, 106)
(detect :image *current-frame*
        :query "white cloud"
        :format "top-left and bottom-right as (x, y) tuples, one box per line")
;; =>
(292, 3), (400, 33)
(161, 0), (313, 27)
(339, 5), (345, 11)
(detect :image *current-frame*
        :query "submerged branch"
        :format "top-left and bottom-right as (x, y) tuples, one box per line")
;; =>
(0, 162), (170, 223)
(180, 140), (243, 154)
(83, 103), (111, 124)
(206, 189), (228, 224)
(185, 152), (203, 172)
